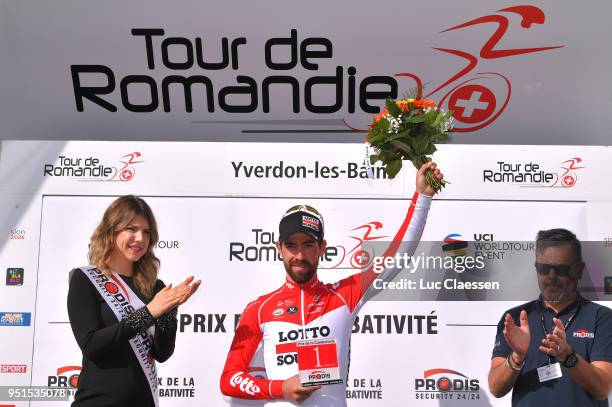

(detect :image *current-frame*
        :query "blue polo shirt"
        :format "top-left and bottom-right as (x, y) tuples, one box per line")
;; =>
(492, 294), (612, 406)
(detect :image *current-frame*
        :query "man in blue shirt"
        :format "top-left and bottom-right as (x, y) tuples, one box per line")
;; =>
(488, 228), (612, 406)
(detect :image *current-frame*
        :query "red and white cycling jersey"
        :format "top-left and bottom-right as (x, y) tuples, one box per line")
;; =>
(220, 192), (431, 406)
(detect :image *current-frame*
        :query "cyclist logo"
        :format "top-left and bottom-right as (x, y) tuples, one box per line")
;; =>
(428, 5), (563, 132)
(553, 157), (585, 188)
(344, 5), (563, 133)
(109, 152), (144, 182)
(322, 221), (388, 270)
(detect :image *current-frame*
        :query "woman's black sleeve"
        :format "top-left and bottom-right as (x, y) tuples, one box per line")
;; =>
(150, 279), (178, 363)
(67, 269), (154, 360)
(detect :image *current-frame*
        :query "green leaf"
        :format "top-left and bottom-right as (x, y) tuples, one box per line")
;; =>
(386, 159), (402, 179)
(424, 143), (437, 155)
(406, 114), (427, 123)
(369, 153), (380, 165)
(390, 140), (414, 156)
(385, 99), (401, 117)
(423, 111), (437, 126)
(379, 118), (389, 132)
(412, 133), (428, 154)
(433, 133), (450, 143)
(413, 156), (427, 170)
(390, 128), (410, 140)
(378, 150), (395, 163)
(368, 131), (388, 145)
(431, 112), (445, 128)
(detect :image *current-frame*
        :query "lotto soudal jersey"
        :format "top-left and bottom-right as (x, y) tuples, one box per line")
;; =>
(220, 192), (431, 406)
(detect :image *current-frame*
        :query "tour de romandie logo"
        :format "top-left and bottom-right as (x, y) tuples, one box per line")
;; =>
(43, 152), (144, 182)
(229, 219), (388, 270)
(482, 157), (585, 188)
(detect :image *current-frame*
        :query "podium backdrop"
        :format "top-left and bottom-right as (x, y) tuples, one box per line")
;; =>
(0, 141), (611, 406)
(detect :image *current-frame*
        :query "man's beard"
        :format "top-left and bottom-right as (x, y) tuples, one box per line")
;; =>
(542, 280), (566, 303)
(284, 259), (317, 284)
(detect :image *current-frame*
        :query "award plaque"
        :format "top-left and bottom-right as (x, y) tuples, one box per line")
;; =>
(296, 338), (343, 387)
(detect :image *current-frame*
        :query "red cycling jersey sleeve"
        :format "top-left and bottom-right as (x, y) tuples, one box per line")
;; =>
(220, 297), (284, 400)
(330, 191), (431, 313)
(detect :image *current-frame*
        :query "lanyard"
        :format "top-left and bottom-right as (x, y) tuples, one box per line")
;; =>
(539, 298), (582, 364)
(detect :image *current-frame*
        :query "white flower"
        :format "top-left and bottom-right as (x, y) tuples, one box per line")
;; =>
(385, 114), (401, 134)
(440, 116), (455, 133)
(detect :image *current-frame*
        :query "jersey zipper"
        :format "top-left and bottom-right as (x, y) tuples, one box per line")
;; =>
(300, 287), (306, 332)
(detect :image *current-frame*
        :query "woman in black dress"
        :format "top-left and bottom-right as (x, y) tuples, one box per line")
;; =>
(67, 195), (200, 406)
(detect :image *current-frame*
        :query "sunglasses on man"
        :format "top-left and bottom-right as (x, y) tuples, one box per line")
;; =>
(534, 262), (575, 277)
(282, 205), (324, 225)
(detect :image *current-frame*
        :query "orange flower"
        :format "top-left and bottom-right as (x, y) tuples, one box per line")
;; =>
(396, 101), (409, 111)
(412, 98), (437, 109)
(371, 108), (389, 125)
(395, 98), (415, 111)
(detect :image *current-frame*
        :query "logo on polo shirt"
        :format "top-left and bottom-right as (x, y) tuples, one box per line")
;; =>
(573, 329), (594, 339)
(302, 215), (320, 231)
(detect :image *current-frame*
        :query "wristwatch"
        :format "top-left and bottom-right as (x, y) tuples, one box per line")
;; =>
(563, 349), (578, 368)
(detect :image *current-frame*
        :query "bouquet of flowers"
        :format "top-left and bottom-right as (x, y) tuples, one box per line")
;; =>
(367, 93), (454, 193)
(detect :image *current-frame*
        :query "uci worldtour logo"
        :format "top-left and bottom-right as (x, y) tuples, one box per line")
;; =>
(445, 232), (534, 260)
(414, 368), (480, 401)
(71, 5), (561, 134)
(482, 157), (585, 188)
(43, 152), (144, 182)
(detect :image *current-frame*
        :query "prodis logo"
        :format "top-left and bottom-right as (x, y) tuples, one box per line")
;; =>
(414, 368), (480, 401)
(48, 365), (81, 392)
(309, 371), (331, 381)
(572, 329), (594, 339)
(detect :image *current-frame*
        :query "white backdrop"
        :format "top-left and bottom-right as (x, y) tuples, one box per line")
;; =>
(0, 141), (611, 406)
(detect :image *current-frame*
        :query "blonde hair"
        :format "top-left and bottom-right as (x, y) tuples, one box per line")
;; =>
(89, 195), (160, 298)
